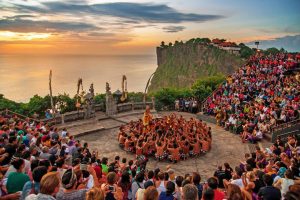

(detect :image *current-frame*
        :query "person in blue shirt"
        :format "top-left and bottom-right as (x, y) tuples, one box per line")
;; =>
(22, 166), (48, 200)
(159, 181), (176, 200)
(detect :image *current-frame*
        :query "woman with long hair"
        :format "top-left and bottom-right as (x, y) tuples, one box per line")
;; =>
(118, 171), (132, 200)
(86, 187), (104, 200)
(227, 184), (243, 200)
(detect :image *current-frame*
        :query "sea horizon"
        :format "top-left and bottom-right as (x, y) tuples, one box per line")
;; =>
(0, 54), (157, 103)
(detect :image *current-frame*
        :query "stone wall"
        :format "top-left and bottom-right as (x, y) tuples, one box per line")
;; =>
(117, 102), (153, 113)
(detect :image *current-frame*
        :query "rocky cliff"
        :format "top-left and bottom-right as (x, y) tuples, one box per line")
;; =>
(148, 43), (245, 92)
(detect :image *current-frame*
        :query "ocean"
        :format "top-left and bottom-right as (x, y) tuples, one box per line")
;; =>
(0, 54), (157, 102)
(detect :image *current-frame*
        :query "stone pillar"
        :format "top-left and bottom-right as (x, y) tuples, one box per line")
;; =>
(61, 113), (65, 124)
(151, 96), (156, 111)
(105, 82), (117, 116)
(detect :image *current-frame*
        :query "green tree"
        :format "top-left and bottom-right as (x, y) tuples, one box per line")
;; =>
(191, 84), (212, 101)
(127, 92), (147, 102)
(265, 47), (280, 55)
(55, 93), (76, 113)
(186, 38), (195, 44)
(192, 75), (225, 91)
(151, 88), (191, 110)
(27, 95), (50, 116)
(279, 47), (287, 53)
(191, 75), (225, 101)
(0, 94), (26, 114)
(94, 93), (106, 104)
(239, 44), (254, 59)
(195, 38), (211, 44)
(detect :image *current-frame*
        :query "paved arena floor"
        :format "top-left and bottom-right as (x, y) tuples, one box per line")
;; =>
(78, 112), (249, 181)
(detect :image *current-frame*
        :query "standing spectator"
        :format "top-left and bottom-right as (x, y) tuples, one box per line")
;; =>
(214, 166), (227, 188)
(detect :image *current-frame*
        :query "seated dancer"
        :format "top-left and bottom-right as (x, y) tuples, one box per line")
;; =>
(118, 111), (212, 162)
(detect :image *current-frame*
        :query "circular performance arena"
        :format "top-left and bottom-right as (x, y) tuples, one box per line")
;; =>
(117, 110), (212, 163)
(78, 111), (249, 180)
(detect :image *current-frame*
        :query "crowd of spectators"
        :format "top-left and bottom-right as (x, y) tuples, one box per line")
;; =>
(203, 52), (300, 143)
(0, 51), (300, 199)
(0, 106), (300, 200)
(118, 114), (212, 162)
(175, 98), (198, 114)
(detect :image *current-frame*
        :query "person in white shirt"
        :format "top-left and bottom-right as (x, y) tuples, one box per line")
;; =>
(224, 168), (245, 189)
(248, 127), (263, 143)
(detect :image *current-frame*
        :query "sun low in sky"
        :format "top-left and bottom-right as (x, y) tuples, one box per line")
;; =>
(1, 0), (300, 55)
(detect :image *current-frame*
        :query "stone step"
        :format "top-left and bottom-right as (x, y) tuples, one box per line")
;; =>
(69, 123), (105, 137)
(98, 119), (125, 129)
(55, 119), (98, 129)
(74, 126), (105, 137)
(55, 111), (108, 129)
(197, 112), (217, 124)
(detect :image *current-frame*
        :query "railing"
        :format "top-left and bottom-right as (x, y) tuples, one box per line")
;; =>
(271, 118), (300, 142)
(271, 118), (300, 132)
(273, 130), (300, 143)
(200, 81), (225, 112)
(0, 109), (41, 122)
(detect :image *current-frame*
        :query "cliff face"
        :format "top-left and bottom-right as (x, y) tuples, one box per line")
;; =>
(149, 43), (245, 92)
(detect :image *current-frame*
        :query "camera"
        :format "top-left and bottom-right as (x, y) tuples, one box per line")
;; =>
(108, 186), (115, 192)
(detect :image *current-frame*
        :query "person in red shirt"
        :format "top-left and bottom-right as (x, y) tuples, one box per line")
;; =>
(206, 177), (225, 200)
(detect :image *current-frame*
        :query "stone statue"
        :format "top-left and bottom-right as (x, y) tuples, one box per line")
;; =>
(106, 82), (111, 95)
(89, 83), (95, 98)
(84, 83), (95, 118)
(105, 82), (117, 116)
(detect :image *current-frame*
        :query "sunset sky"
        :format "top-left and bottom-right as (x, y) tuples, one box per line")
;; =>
(1, 0), (300, 55)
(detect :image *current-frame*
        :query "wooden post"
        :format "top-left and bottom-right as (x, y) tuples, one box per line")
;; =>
(49, 70), (55, 115)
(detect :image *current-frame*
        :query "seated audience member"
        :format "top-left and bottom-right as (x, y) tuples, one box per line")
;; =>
(22, 166), (48, 200)
(86, 187), (104, 200)
(202, 188), (214, 200)
(158, 181), (176, 200)
(144, 186), (159, 200)
(56, 169), (87, 200)
(6, 158), (30, 194)
(181, 184), (198, 200)
(258, 174), (281, 200)
(25, 172), (60, 200)
(207, 177), (225, 200)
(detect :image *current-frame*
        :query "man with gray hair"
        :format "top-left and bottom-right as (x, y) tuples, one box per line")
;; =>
(182, 184), (198, 200)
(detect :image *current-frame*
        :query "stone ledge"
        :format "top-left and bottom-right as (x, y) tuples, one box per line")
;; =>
(197, 112), (217, 124)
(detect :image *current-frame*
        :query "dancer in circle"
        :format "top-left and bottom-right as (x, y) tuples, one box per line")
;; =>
(118, 112), (212, 162)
